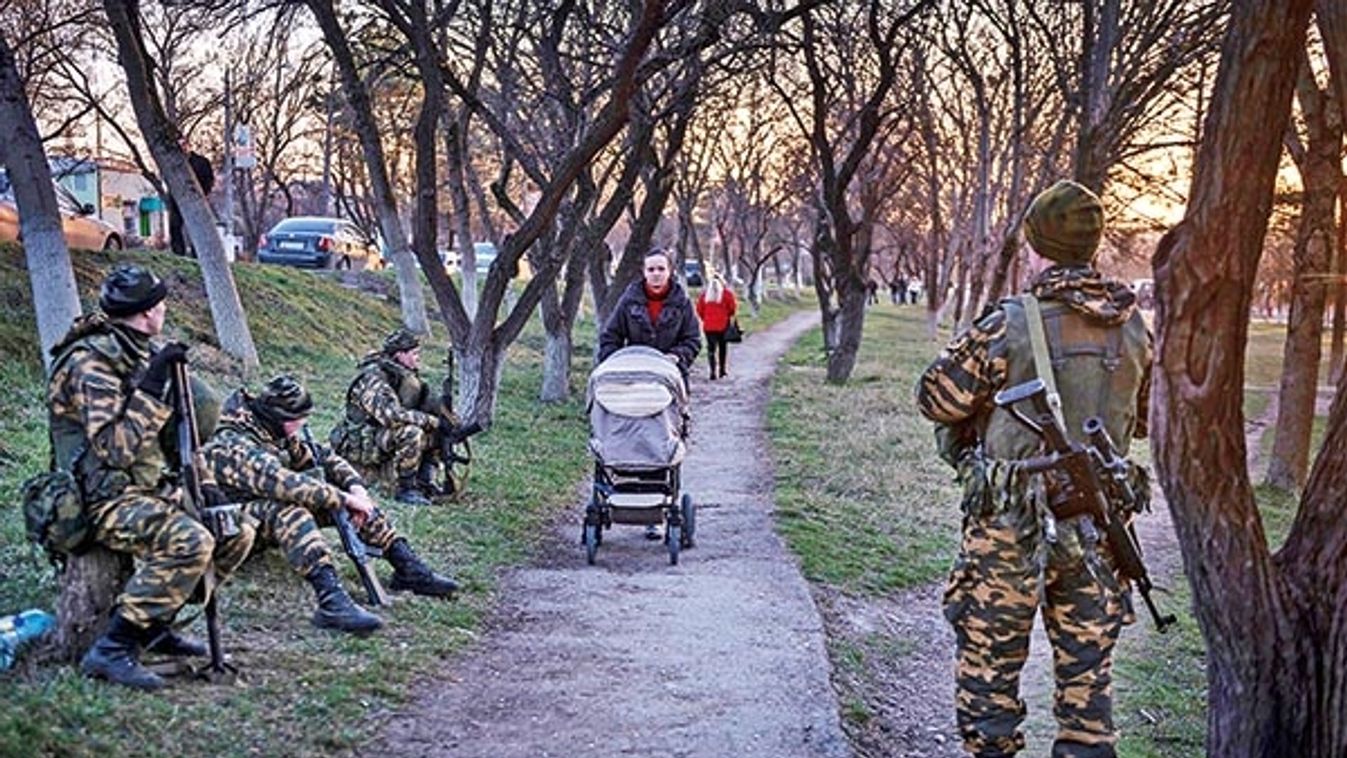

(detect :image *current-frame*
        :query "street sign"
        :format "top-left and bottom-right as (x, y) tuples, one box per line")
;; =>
(233, 125), (256, 169)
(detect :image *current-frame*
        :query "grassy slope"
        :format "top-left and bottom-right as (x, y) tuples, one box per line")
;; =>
(768, 301), (1323, 757)
(0, 246), (597, 757)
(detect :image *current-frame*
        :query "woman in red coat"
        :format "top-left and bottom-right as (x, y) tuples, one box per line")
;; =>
(695, 273), (738, 380)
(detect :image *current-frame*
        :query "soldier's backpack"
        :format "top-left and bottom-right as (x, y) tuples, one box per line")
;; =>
(21, 460), (92, 567)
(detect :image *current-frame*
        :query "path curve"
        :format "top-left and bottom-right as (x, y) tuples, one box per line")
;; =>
(375, 310), (846, 758)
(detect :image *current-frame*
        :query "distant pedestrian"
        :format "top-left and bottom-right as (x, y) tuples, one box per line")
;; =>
(695, 273), (738, 380)
(866, 279), (879, 305)
(893, 277), (908, 305)
(168, 138), (216, 257)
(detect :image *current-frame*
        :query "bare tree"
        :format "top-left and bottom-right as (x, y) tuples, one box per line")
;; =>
(1265, 44), (1341, 492)
(103, 0), (259, 369)
(1149, 1), (1347, 753)
(0, 17), (80, 369)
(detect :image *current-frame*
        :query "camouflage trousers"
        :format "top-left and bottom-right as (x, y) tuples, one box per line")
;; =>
(334, 422), (433, 478)
(943, 508), (1127, 758)
(244, 499), (398, 577)
(89, 493), (256, 628)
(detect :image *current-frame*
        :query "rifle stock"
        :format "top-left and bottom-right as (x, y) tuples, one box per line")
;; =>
(994, 379), (1176, 631)
(300, 428), (389, 606)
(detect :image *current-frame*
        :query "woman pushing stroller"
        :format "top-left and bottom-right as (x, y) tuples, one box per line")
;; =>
(597, 247), (701, 540)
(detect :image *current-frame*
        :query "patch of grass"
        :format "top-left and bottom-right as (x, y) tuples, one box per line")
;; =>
(768, 305), (961, 595)
(0, 247), (592, 756)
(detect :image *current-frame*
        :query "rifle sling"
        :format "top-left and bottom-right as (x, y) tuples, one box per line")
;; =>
(1020, 294), (1067, 431)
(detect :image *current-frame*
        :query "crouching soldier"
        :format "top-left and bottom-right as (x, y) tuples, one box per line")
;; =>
(202, 375), (458, 635)
(330, 328), (451, 506)
(48, 265), (256, 691)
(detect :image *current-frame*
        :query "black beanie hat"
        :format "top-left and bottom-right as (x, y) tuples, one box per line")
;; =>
(99, 265), (168, 318)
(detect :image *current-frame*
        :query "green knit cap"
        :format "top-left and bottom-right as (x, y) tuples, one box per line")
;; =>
(382, 328), (421, 355)
(1024, 180), (1104, 266)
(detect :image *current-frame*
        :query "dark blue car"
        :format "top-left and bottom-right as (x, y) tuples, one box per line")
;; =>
(257, 216), (379, 270)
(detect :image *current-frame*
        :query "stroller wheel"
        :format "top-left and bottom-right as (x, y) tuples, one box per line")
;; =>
(584, 522), (600, 565)
(666, 524), (681, 565)
(680, 493), (695, 549)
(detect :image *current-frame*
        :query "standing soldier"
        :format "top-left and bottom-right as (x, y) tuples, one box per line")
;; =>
(331, 329), (448, 506)
(203, 374), (457, 635)
(915, 180), (1152, 758)
(47, 265), (255, 691)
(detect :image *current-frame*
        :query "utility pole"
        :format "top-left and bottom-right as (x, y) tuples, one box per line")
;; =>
(320, 78), (335, 216)
(221, 67), (236, 259)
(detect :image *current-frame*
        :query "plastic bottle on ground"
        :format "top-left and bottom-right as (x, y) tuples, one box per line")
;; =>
(0, 609), (56, 670)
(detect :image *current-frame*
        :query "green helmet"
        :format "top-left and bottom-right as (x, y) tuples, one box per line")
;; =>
(1023, 180), (1104, 266)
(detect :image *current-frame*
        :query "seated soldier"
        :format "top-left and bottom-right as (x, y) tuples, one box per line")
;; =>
(331, 328), (450, 506)
(47, 265), (256, 691)
(202, 375), (458, 636)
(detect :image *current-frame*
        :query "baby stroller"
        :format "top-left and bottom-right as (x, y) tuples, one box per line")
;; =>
(584, 346), (696, 565)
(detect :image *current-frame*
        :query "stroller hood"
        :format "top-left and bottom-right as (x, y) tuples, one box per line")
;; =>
(587, 346), (688, 469)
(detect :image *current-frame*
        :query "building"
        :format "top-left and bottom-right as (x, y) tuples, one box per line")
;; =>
(49, 155), (167, 248)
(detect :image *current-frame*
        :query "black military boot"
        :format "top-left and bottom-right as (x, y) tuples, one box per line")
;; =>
(394, 473), (432, 506)
(144, 623), (208, 658)
(385, 538), (458, 597)
(306, 564), (383, 635)
(80, 614), (165, 691)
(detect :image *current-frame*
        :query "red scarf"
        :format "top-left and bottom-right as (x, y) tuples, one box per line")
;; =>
(644, 282), (670, 324)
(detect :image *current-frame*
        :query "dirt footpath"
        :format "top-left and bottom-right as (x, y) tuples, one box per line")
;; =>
(374, 310), (846, 758)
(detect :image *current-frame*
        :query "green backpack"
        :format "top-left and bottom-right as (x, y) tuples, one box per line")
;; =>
(21, 455), (93, 568)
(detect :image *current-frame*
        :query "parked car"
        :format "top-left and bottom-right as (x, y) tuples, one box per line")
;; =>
(0, 176), (124, 251)
(683, 259), (704, 288)
(257, 216), (379, 270)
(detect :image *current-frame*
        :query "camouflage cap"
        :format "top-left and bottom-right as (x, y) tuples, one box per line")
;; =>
(99, 265), (168, 318)
(383, 328), (420, 355)
(252, 374), (313, 421)
(1023, 180), (1104, 266)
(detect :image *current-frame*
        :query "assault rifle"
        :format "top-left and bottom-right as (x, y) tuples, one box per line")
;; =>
(993, 378), (1176, 631)
(435, 349), (486, 495)
(170, 360), (237, 676)
(300, 427), (390, 607)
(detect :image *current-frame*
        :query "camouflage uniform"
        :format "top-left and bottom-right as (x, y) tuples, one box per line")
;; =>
(916, 182), (1152, 758)
(331, 330), (451, 504)
(204, 390), (399, 575)
(47, 314), (254, 629)
(203, 375), (458, 635)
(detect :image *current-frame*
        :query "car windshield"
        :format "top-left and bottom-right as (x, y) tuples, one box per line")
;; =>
(272, 218), (338, 234)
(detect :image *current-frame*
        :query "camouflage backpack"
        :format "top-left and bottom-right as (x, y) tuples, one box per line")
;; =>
(21, 459), (93, 568)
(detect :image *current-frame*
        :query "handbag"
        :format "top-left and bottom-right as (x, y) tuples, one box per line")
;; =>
(724, 319), (743, 343)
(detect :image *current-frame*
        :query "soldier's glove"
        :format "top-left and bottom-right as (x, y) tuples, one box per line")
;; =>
(199, 484), (241, 538)
(437, 417), (457, 438)
(139, 341), (189, 400)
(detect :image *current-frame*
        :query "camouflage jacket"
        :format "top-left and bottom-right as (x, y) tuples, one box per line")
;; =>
(338, 354), (438, 433)
(46, 314), (191, 504)
(915, 267), (1152, 527)
(203, 390), (363, 512)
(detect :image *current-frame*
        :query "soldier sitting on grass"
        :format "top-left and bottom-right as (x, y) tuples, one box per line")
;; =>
(330, 329), (453, 506)
(202, 375), (458, 636)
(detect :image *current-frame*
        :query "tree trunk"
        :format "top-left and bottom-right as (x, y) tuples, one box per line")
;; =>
(103, 0), (259, 370)
(0, 33), (81, 370)
(1152, 1), (1323, 754)
(55, 548), (130, 661)
(1320, 0), (1347, 383)
(306, 0), (427, 335)
(1266, 62), (1340, 491)
(825, 277), (866, 384)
